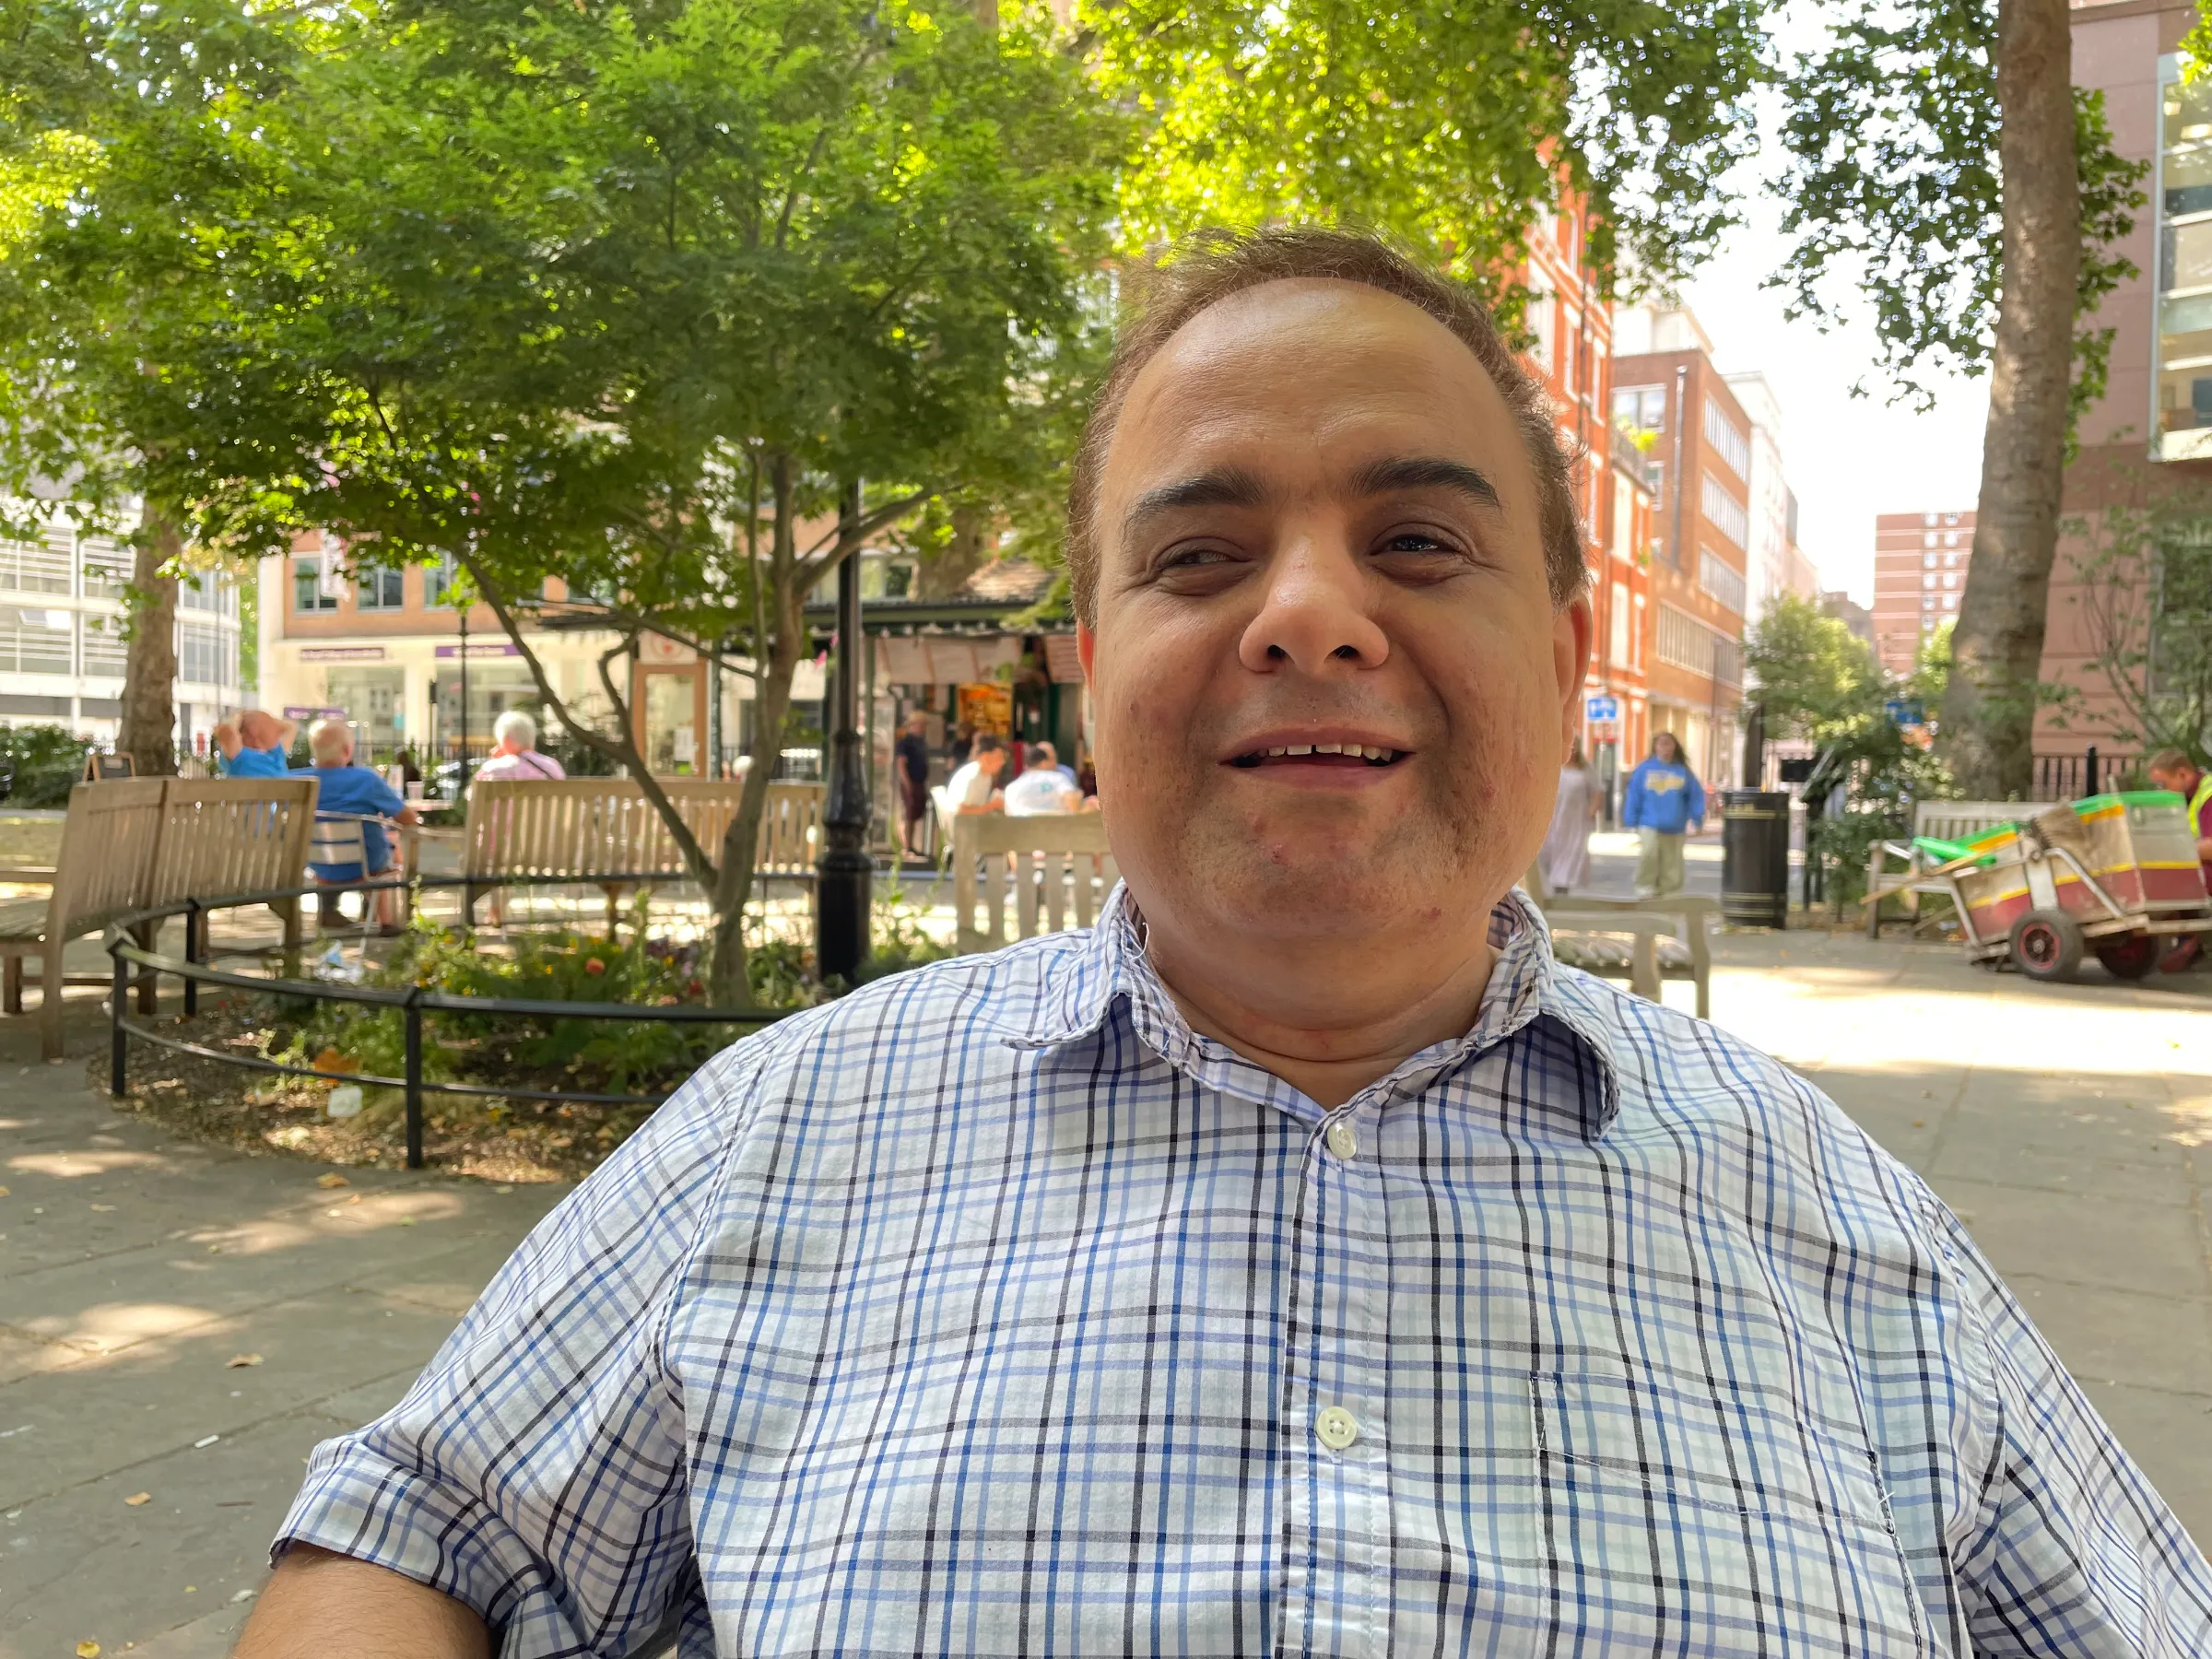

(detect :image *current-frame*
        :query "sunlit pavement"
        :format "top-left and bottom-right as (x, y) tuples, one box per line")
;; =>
(5, 920), (2210, 1653)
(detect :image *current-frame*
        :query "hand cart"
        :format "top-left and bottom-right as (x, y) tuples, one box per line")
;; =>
(1911, 792), (2212, 982)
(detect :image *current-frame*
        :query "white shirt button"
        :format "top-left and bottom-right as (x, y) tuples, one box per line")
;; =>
(1325, 1119), (1359, 1162)
(1313, 1405), (1359, 1451)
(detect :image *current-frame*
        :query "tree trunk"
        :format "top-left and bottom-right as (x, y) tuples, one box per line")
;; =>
(915, 502), (991, 600)
(707, 452), (805, 1005)
(1938, 0), (2079, 798)
(119, 513), (182, 776)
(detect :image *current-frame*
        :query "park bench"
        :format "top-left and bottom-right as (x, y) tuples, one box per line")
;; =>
(1864, 800), (2025, 936)
(460, 777), (826, 930)
(0, 776), (318, 1058)
(950, 813), (1117, 955)
(1527, 874), (1716, 1018)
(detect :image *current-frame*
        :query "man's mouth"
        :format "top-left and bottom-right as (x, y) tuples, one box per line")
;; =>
(1229, 743), (1406, 769)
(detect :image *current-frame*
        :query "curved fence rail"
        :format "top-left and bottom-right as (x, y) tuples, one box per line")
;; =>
(104, 873), (795, 1168)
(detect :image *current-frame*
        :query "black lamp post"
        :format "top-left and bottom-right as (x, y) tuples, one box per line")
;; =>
(816, 479), (872, 980)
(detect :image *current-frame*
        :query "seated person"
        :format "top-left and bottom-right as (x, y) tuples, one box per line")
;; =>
(468, 710), (564, 926)
(469, 710), (566, 785)
(292, 718), (418, 933)
(212, 709), (297, 778)
(1033, 738), (1079, 786)
(1002, 743), (1080, 816)
(945, 732), (1006, 815)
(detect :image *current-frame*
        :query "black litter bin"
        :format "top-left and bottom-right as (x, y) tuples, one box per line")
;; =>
(1722, 790), (1792, 928)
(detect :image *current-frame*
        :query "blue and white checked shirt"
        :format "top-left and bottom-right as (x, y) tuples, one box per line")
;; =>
(278, 887), (2212, 1656)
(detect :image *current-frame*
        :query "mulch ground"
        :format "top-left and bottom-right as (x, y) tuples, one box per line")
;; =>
(89, 993), (658, 1184)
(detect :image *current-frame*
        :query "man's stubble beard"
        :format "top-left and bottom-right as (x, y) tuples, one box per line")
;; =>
(1153, 745), (1491, 942)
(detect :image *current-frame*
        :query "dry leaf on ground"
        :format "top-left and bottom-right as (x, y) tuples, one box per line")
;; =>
(77, 1641), (100, 1657)
(225, 1353), (263, 1369)
(315, 1172), (349, 1190)
(123, 1491), (150, 1507)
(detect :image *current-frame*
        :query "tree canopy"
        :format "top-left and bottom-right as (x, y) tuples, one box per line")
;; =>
(1088, 0), (1772, 299)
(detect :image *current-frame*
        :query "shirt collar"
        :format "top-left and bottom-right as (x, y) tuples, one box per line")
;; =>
(1006, 883), (1621, 1140)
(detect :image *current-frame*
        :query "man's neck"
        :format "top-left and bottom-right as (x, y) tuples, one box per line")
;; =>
(1140, 911), (1497, 1110)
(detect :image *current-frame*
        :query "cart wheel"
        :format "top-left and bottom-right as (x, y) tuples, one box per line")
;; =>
(2009, 911), (2085, 982)
(2094, 932), (2161, 981)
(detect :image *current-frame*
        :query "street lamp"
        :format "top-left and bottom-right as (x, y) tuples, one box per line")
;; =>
(817, 479), (872, 980)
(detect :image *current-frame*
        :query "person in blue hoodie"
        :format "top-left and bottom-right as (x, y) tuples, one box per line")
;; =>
(1621, 731), (1705, 898)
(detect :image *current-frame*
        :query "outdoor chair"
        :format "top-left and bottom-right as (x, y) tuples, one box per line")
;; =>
(1525, 865), (1715, 1018)
(951, 813), (1116, 954)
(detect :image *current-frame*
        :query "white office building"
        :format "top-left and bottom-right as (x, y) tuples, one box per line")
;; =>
(0, 502), (248, 751)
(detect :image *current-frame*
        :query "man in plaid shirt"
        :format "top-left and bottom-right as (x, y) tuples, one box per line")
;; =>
(240, 229), (2212, 1656)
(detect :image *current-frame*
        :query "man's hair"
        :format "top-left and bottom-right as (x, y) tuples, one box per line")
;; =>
(1023, 743), (1050, 767)
(1065, 226), (1588, 627)
(2147, 747), (2196, 778)
(308, 718), (352, 764)
(238, 708), (282, 747)
(494, 708), (538, 749)
(973, 733), (1005, 756)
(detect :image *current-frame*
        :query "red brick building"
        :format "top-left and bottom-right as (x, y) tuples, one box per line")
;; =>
(1872, 509), (1975, 677)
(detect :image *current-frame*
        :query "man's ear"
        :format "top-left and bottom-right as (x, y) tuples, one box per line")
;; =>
(1076, 618), (1096, 683)
(1553, 589), (1594, 760)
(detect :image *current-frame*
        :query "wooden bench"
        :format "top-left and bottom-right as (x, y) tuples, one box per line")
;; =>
(1864, 800), (2023, 936)
(951, 814), (1117, 954)
(1529, 878), (1716, 1018)
(460, 778), (827, 929)
(0, 777), (317, 1057)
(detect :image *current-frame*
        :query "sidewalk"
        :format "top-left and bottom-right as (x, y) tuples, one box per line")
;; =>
(4, 928), (2209, 1653)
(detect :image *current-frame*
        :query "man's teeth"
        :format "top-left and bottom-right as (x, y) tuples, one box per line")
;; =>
(1255, 744), (1398, 761)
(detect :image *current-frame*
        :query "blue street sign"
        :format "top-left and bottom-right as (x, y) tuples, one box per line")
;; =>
(1585, 694), (1620, 723)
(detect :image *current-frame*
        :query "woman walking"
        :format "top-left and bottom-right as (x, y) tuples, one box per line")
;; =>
(1540, 742), (1599, 895)
(1622, 732), (1705, 899)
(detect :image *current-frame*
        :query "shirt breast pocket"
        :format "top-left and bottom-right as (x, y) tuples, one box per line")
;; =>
(1531, 1366), (1929, 1656)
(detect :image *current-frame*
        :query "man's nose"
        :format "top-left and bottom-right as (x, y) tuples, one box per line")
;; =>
(1237, 535), (1390, 674)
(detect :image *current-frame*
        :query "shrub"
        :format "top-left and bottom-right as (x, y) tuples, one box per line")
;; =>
(0, 724), (95, 806)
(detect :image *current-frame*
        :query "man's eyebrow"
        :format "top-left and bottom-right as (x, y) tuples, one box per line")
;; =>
(1348, 454), (1502, 511)
(1122, 467), (1272, 537)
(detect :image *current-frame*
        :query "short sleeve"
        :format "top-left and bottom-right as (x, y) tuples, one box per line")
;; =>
(273, 1040), (772, 1653)
(1936, 1205), (2212, 1655)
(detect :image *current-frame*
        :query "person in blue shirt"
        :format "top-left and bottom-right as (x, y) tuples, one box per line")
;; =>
(213, 710), (297, 778)
(1620, 731), (1705, 899)
(293, 718), (418, 932)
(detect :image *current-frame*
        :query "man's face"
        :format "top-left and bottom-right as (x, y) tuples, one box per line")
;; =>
(979, 747), (1006, 777)
(2152, 765), (2198, 797)
(1078, 279), (1589, 953)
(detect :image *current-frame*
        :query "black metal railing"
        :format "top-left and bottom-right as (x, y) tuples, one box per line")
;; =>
(104, 874), (795, 1170)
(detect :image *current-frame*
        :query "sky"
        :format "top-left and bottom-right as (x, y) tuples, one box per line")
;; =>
(1670, 17), (1991, 608)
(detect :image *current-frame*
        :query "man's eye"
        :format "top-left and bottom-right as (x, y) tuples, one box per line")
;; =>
(1160, 545), (1236, 570)
(1379, 531), (1451, 555)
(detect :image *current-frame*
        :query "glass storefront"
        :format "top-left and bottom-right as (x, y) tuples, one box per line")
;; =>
(324, 665), (406, 758)
(429, 663), (537, 757)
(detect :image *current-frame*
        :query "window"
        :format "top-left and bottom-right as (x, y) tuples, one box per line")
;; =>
(80, 614), (127, 677)
(0, 608), (73, 674)
(1924, 553), (1937, 568)
(1944, 551), (1959, 567)
(79, 535), (129, 600)
(2157, 53), (2212, 458)
(1702, 398), (1750, 478)
(1527, 298), (1554, 371)
(1944, 512), (1959, 525)
(426, 553), (462, 608)
(1699, 547), (1747, 616)
(1943, 593), (1957, 609)
(1632, 594), (1645, 666)
(1613, 385), (1666, 433)
(1923, 512), (1937, 526)
(294, 555), (338, 613)
(1942, 572), (1956, 588)
(356, 565), (406, 611)
(179, 572), (229, 614)
(1609, 580), (1630, 667)
(1700, 471), (1747, 549)
(1924, 532), (1937, 547)
(0, 535), (73, 595)
(1656, 604), (1740, 686)
(177, 620), (235, 687)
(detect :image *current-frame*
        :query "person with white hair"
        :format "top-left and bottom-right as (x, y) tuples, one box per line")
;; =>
(292, 717), (418, 932)
(470, 708), (566, 784)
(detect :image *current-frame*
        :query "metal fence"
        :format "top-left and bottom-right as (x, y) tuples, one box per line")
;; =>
(104, 875), (795, 1169)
